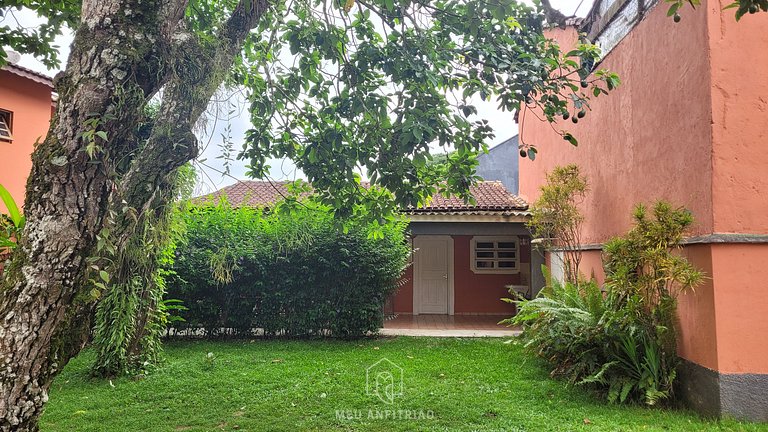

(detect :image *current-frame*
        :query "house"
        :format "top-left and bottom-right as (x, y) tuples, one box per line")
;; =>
(519, 0), (768, 421)
(0, 57), (55, 209)
(476, 135), (519, 195)
(198, 180), (538, 317)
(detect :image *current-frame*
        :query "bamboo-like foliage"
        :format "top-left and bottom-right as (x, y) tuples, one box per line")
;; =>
(602, 201), (704, 353)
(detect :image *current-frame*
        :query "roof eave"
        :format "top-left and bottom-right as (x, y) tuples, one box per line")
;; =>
(406, 212), (530, 223)
(2, 64), (54, 88)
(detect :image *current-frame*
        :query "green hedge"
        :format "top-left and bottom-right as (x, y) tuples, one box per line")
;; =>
(166, 201), (409, 338)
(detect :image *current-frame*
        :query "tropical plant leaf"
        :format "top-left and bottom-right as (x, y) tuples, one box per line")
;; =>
(0, 184), (23, 228)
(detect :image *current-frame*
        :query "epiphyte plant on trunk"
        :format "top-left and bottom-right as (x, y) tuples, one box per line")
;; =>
(0, 185), (23, 252)
(0, 0), (619, 429)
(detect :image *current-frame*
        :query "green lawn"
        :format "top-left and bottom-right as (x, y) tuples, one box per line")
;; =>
(41, 337), (765, 432)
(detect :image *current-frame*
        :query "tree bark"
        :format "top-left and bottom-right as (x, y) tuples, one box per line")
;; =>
(0, 0), (269, 428)
(0, 0), (168, 427)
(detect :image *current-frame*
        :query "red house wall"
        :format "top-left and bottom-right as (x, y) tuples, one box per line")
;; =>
(452, 235), (520, 315)
(391, 234), (531, 315)
(392, 265), (414, 314)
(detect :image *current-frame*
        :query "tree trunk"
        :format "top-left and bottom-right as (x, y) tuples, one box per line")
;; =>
(0, 0), (173, 428)
(0, 0), (269, 428)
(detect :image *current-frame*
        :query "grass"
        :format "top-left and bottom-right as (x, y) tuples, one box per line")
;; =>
(41, 337), (766, 432)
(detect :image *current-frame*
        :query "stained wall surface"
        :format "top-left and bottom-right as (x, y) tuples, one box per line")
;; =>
(519, 5), (714, 242)
(519, 0), (768, 379)
(706, 1), (768, 234)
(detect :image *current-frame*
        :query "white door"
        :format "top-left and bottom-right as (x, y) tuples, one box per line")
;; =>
(414, 236), (452, 314)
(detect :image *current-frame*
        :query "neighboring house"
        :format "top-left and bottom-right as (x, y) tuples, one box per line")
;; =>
(199, 180), (539, 317)
(0, 60), (54, 210)
(519, 0), (768, 421)
(476, 135), (518, 194)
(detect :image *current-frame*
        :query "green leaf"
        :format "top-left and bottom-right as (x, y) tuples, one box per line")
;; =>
(95, 131), (108, 141)
(667, 3), (680, 16)
(527, 147), (537, 161)
(563, 133), (579, 146)
(0, 184), (23, 228)
(0, 239), (17, 249)
(99, 270), (110, 284)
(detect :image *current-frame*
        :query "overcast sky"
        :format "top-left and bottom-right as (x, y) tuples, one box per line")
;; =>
(9, 0), (593, 194)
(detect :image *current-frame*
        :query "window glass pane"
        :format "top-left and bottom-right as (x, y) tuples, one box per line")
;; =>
(0, 116), (10, 140)
(472, 237), (519, 272)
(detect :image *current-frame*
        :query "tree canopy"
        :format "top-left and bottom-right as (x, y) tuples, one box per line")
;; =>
(3, 0), (617, 220)
(0, 0), (618, 429)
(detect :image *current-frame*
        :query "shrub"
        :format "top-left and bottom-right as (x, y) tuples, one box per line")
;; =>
(526, 164), (588, 283)
(509, 202), (703, 405)
(166, 199), (409, 338)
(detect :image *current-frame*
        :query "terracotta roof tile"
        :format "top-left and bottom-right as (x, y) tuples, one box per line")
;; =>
(409, 181), (527, 213)
(194, 181), (298, 208)
(194, 180), (528, 213)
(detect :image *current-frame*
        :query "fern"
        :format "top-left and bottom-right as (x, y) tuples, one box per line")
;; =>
(510, 201), (703, 406)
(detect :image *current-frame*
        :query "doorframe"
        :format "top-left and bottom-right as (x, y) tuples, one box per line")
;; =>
(412, 235), (454, 315)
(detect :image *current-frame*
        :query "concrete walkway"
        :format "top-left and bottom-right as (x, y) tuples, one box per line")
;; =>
(381, 314), (521, 338)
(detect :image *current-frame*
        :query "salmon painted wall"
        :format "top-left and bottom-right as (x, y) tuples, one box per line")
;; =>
(0, 70), (53, 210)
(677, 245), (719, 370)
(577, 250), (604, 284)
(519, 1), (768, 374)
(518, 3), (714, 242)
(711, 244), (768, 374)
(706, 1), (768, 233)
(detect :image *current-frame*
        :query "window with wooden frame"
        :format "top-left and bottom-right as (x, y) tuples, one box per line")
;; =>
(0, 110), (12, 142)
(470, 236), (519, 274)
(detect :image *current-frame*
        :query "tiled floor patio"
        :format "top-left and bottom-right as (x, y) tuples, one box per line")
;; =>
(381, 314), (521, 337)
